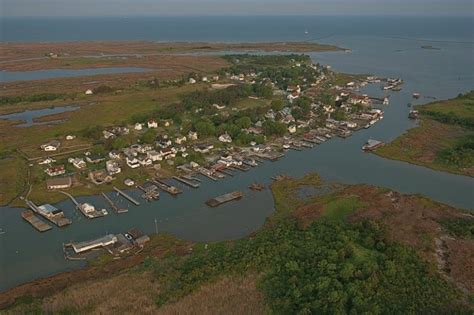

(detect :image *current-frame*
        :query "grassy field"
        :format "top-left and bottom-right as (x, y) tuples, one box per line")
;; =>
(375, 92), (474, 177)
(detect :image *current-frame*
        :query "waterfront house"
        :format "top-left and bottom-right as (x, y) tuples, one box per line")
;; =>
(45, 165), (66, 177)
(124, 178), (135, 186)
(40, 140), (61, 152)
(46, 176), (72, 190)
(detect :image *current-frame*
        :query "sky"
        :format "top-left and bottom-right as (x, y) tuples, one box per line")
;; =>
(1, 0), (473, 17)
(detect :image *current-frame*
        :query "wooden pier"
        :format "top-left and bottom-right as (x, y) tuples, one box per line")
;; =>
(197, 168), (218, 181)
(101, 193), (128, 214)
(21, 210), (52, 232)
(113, 187), (140, 206)
(173, 176), (200, 188)
(137, 185), (160, 201)
(217, 168), (234, 176)
(151, 179), (183, 195)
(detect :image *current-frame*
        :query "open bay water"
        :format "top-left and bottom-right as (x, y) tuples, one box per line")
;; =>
(0, 16), (473, 292)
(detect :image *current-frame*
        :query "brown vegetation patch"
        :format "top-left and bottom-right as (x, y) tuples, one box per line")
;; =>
(157, 274), (266, 315)
(0, 41), (341, 65)
(0, 236), (192, 310)
(445, 238), (474, 293)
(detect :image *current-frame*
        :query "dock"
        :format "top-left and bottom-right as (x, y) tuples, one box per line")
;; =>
(21, 210), (52, 232)
(230, 164), (250, 172)
(57, 190), (107, 219)
(101, 193), (128, 214)
(173, 176), (200, 188)
(113, 187), (140, 206)
(217, 168), (234, 176)
(25, 200), (72, 227)
(151, 179), (183, 195)
(198, 168), (218, 181)
(137, 184), (160, 201)
(205, 191), (243, 207)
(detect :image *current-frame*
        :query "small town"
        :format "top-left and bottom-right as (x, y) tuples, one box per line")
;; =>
(20, 54), (394, 234)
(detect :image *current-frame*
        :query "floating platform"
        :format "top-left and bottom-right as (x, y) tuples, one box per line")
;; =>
(206, 191), (243, 207)
(21, 210), (52, 232)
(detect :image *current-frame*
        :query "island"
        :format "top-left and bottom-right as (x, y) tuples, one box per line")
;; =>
(375, 91), (474, 177)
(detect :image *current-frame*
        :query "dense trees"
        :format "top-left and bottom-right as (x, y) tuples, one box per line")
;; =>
(145, 217), (464, 313)
(263, 120), (287, 136)
(0, 93), (65, 105)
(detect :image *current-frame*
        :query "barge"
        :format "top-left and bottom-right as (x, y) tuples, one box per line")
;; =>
(362, 139), (385, 151)
(21, 210), (52, 232)
(205, 191), (243, 207)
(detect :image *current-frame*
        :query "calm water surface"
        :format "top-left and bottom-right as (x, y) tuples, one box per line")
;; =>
(0, 105), (79, 127)
(1, 16), (473, 291)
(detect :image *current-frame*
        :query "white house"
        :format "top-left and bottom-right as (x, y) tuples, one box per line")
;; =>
(175, 136), (187, 145)
(288, 125), (297, 134)
(85, 89), (93, 95)
(218, 133), (232, 143)
(40, 140), (61, 152)
(188, 131), (198, 141)
(68, 157), (86, 169)
(189, 78), (196, 84)
(38, 157), (56, 165)
(103, 130), (116, 140)
(126, 157), (140, 169)
(147, 119), (158, 128)
(106, 160), (121, 175)
(147, 150), (162, 162)
(65, 135), (76, 141)
(134, 123), (143, 131)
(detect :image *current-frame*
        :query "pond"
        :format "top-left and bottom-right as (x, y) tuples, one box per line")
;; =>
(0, 105), (79, 127)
